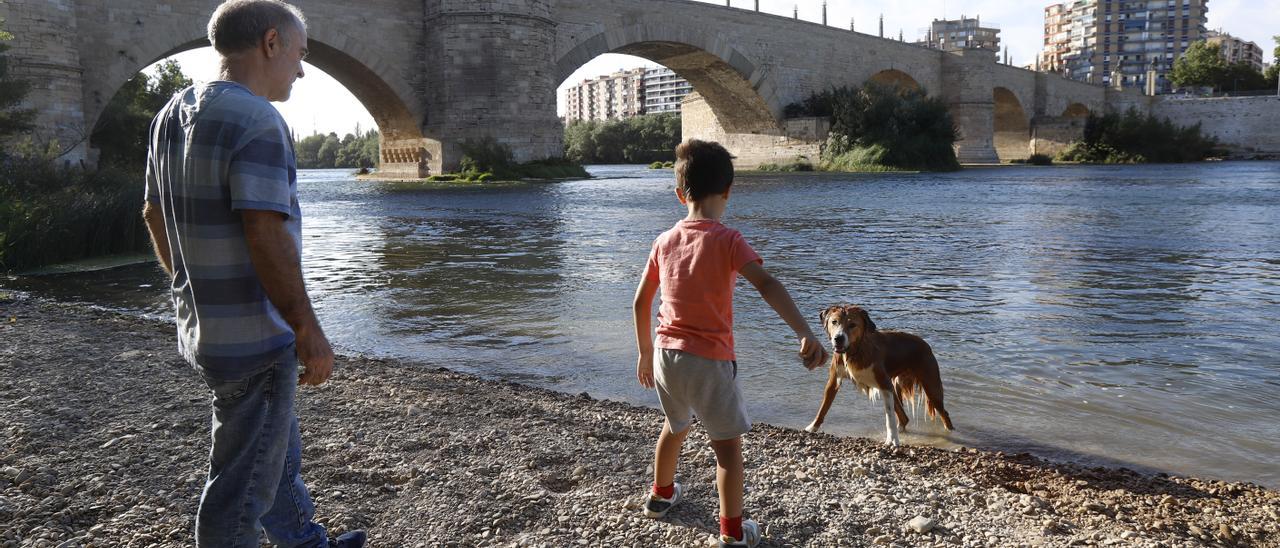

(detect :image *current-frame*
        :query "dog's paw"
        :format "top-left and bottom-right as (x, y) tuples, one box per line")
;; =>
(804, 422), (821, 433)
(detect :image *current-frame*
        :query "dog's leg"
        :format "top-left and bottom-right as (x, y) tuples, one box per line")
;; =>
(875, 368), (900, 446)
(921, 358), (955, 431)
(879, 388), (900, 446)
(891, 386), (910, 433)
(805, 366), (841, 433)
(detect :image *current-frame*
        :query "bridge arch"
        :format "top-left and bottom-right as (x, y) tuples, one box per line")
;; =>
(555, 25), (780, 134)
(84, 25), (426, 161)
(867, 69), (923, 92)
(993, 87), (1030, 161)
(1063, 103), (1091, 119)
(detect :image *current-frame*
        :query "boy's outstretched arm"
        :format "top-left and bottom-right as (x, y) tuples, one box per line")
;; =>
(632, 270), (659, 389)
(739, 261), (829, 370)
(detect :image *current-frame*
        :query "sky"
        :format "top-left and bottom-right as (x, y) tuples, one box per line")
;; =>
(154, 0), (1279, 137)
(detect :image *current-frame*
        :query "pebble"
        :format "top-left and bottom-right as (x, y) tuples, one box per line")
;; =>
(908, 516), (936, 533)
(3, 299), (1279, 548)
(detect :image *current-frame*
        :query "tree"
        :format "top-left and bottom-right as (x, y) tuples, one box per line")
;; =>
(90, 60), (192, 167)
(1219, 61), (1268, 92)
(316, 133), (340, 168)
(0, 18), (34, 142)
(1170, 40), (1226, 90)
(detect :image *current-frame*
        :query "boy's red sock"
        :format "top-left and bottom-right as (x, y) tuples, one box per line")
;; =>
(720, 515), (743, 540)
(652, 482), (674, 499)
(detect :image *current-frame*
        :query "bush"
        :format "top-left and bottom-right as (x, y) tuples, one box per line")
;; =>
(648, 161), (665, 169)
(1028, 153), (1054, 166)
(1056, 109), (1219, 164)
(787, 83), (960, 172)
(564, 113), (681, 164)
(819, 145), (902, 172)
(756, 156), (816, 172)
(0, 156), (148, 271)
(663, 161), (674, 168)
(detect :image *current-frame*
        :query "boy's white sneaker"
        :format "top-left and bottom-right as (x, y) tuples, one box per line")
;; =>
(717, 519), (761, 548)
(641, 482), (683, 519)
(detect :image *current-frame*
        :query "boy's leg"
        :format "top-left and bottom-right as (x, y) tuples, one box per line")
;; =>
(653, 421), (690, 490)
(710, 436), (745, 525)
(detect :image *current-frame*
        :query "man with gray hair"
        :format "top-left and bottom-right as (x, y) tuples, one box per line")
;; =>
(142, 1), (365, 546)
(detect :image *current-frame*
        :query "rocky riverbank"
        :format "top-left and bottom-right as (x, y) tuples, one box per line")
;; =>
(1, 293), (1277, 547)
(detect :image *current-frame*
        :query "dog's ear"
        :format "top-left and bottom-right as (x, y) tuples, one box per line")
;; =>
(819, 307), (829, 326)
(860, 309), (877, 332)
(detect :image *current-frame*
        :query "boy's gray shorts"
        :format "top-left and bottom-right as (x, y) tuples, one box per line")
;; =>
(654, 348), (751, 441)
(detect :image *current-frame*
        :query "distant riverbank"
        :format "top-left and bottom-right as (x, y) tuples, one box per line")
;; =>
(2, 294), (1277, 547)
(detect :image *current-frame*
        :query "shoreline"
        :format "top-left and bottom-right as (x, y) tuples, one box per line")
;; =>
(1, 294), (1277, 547)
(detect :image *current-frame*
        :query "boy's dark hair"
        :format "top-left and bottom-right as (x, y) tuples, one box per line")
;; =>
(674, 140), (734, 201)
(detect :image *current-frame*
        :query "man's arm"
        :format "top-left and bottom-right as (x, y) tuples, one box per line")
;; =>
(241, 209), (334, 386)
(632, 272), (659, 389)
(738, 261), (828, 370)
(142, 202), (173, 276)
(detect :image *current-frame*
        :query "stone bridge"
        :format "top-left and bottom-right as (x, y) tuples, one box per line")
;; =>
(3, 0), (1149, 176)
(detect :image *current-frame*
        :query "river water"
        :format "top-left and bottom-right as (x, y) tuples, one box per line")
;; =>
(8, 162), (1279, 487)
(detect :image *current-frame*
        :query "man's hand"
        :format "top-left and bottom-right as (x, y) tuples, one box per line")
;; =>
(296, 325), (335, 386)
(637, 353), (655, 389)
(799, 335), (828, 371)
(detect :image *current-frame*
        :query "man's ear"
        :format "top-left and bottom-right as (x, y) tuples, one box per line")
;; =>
(262, 27), (281, 57)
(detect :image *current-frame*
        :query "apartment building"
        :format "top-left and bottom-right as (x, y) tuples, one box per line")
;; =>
(1205, 30), (1265, 72)
(563, 68), (645, 123)
(563, 67), (693, 123)
(918, 16), (1001, 60)
(643, 67), (694, 115)
(1040, 0), (1210, 93)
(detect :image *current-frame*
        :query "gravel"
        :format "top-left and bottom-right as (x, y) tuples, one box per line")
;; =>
(1, 293), (1278, 547)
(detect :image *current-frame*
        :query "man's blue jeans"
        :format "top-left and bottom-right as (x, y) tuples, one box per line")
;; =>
(195, 345), (329, 547)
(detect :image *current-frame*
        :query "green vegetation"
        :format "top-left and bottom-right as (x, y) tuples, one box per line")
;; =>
(647, 161), (674, 169)
(2, 24), (171, 271)
(755, 157), (817, 172)
(429, 137), (587, 182)
(564, 113), (680, 164)
(1, 157), (146, 271)
(1170, 40), (1273, 93)
(295, 129), (379, 169)
(1055, 109), (1219, 164)
(0, 24), (34, 141)
(90, 61), (192, 168)
(786, 83), (960, 172)
(1028, 153), (1054, 166)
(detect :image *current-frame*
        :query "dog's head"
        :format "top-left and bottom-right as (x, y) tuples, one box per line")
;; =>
(819, 304), (877, 354)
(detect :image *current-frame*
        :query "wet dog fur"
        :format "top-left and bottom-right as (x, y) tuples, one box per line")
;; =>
(804, 305), (954, 445)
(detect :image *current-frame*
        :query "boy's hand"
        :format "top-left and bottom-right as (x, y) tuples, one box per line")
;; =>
(637, 354), (655, 389)
(799, 335), (828, 370)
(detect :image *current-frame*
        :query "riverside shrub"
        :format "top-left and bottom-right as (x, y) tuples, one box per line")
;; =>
(0, 155), (147, 271)
(1056, 109), (1219, 164)
(787, 83), (960, 172)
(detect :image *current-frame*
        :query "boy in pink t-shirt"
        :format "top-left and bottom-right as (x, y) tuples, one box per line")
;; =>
(632, 139), (828, 547)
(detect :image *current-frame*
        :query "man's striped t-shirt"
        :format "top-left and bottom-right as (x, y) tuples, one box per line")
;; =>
(145, 81), (301, 379)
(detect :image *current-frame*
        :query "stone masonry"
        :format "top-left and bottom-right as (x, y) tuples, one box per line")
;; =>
(4, 0), (1270, 175)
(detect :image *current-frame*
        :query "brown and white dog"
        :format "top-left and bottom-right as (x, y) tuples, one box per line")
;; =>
(804, 305), (954, 446)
